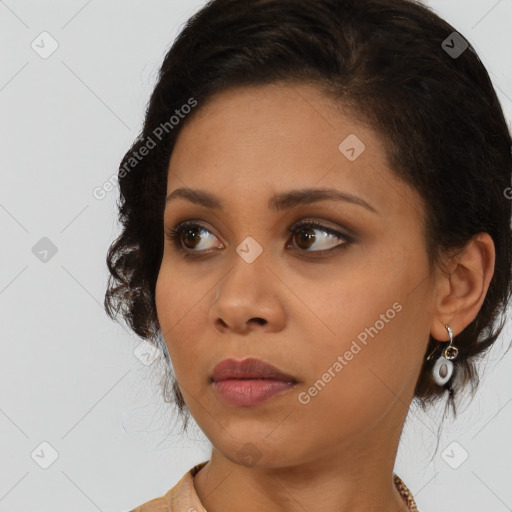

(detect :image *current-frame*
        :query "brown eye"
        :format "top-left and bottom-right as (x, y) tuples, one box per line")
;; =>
(164, 221), (223, 253)
(181, 226), (203, 249)
(288, 221), (351, 254)
(293, 227), (317, 250)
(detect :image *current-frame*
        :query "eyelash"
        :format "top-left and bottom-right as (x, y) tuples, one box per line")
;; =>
(164, 219), (353, 259)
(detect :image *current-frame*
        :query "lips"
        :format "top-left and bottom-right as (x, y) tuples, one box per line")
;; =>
(210, 357), (298, 383)
(210, 357), (299, 407)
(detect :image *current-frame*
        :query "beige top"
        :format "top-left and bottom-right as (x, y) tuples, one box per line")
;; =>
(129, 461), (420, 511)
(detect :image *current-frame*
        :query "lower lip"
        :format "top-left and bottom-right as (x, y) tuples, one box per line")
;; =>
(211, 379), (297, 406)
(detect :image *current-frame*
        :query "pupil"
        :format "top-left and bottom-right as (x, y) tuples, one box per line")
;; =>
(183, 228), (200, 248)
(298, 228), (315, 248)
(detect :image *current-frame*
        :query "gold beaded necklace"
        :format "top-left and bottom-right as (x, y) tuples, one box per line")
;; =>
(393, 474), (419, 511)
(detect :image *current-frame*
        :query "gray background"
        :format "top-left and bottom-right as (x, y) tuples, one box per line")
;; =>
(1, 1), (511, 511)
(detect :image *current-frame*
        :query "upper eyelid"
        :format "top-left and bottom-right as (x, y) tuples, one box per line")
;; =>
(169, 218), (346, 233)
(288, 218), (347, 235)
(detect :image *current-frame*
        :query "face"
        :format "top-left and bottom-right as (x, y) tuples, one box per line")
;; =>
(155, 82), (436, 468)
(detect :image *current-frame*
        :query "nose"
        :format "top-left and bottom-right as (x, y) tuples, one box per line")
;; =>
(208, 256), (287, 335)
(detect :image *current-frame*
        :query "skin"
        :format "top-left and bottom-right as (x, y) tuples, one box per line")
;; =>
(154, 82), (495, 512)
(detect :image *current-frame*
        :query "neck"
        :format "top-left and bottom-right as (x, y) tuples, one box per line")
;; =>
(193, 420), (410, 512)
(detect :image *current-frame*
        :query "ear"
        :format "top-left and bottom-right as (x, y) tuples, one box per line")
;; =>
(430, 232), (496, 341)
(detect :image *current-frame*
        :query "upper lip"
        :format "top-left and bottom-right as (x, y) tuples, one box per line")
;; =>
(210, 358), (298, 382)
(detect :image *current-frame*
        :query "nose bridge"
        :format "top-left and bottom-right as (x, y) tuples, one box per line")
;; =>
(209, 241), (286, 332)
(221, 238), (271, 300)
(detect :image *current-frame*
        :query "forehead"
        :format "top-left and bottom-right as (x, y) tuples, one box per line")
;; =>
(166, 82), (422, 223)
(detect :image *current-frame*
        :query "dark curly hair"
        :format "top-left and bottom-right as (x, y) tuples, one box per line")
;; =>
(104, 0), (512, 432)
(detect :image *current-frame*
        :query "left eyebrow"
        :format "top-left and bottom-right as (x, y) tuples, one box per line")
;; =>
(165, 187), (379, 215)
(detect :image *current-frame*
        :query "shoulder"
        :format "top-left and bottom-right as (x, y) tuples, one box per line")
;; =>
(129, 461), (209, 512)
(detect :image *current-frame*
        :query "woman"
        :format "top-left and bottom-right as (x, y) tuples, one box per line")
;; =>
(104, 0), (512, 510)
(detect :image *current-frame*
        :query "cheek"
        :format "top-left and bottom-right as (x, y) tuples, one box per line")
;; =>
(155, 260), (198, 327)
(298, 247), (427, 390)
(154, 266), (175, 332)
(154, 264), (209, 378)
(155, 266), (189, 357)
(293, 310), (413, 443)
